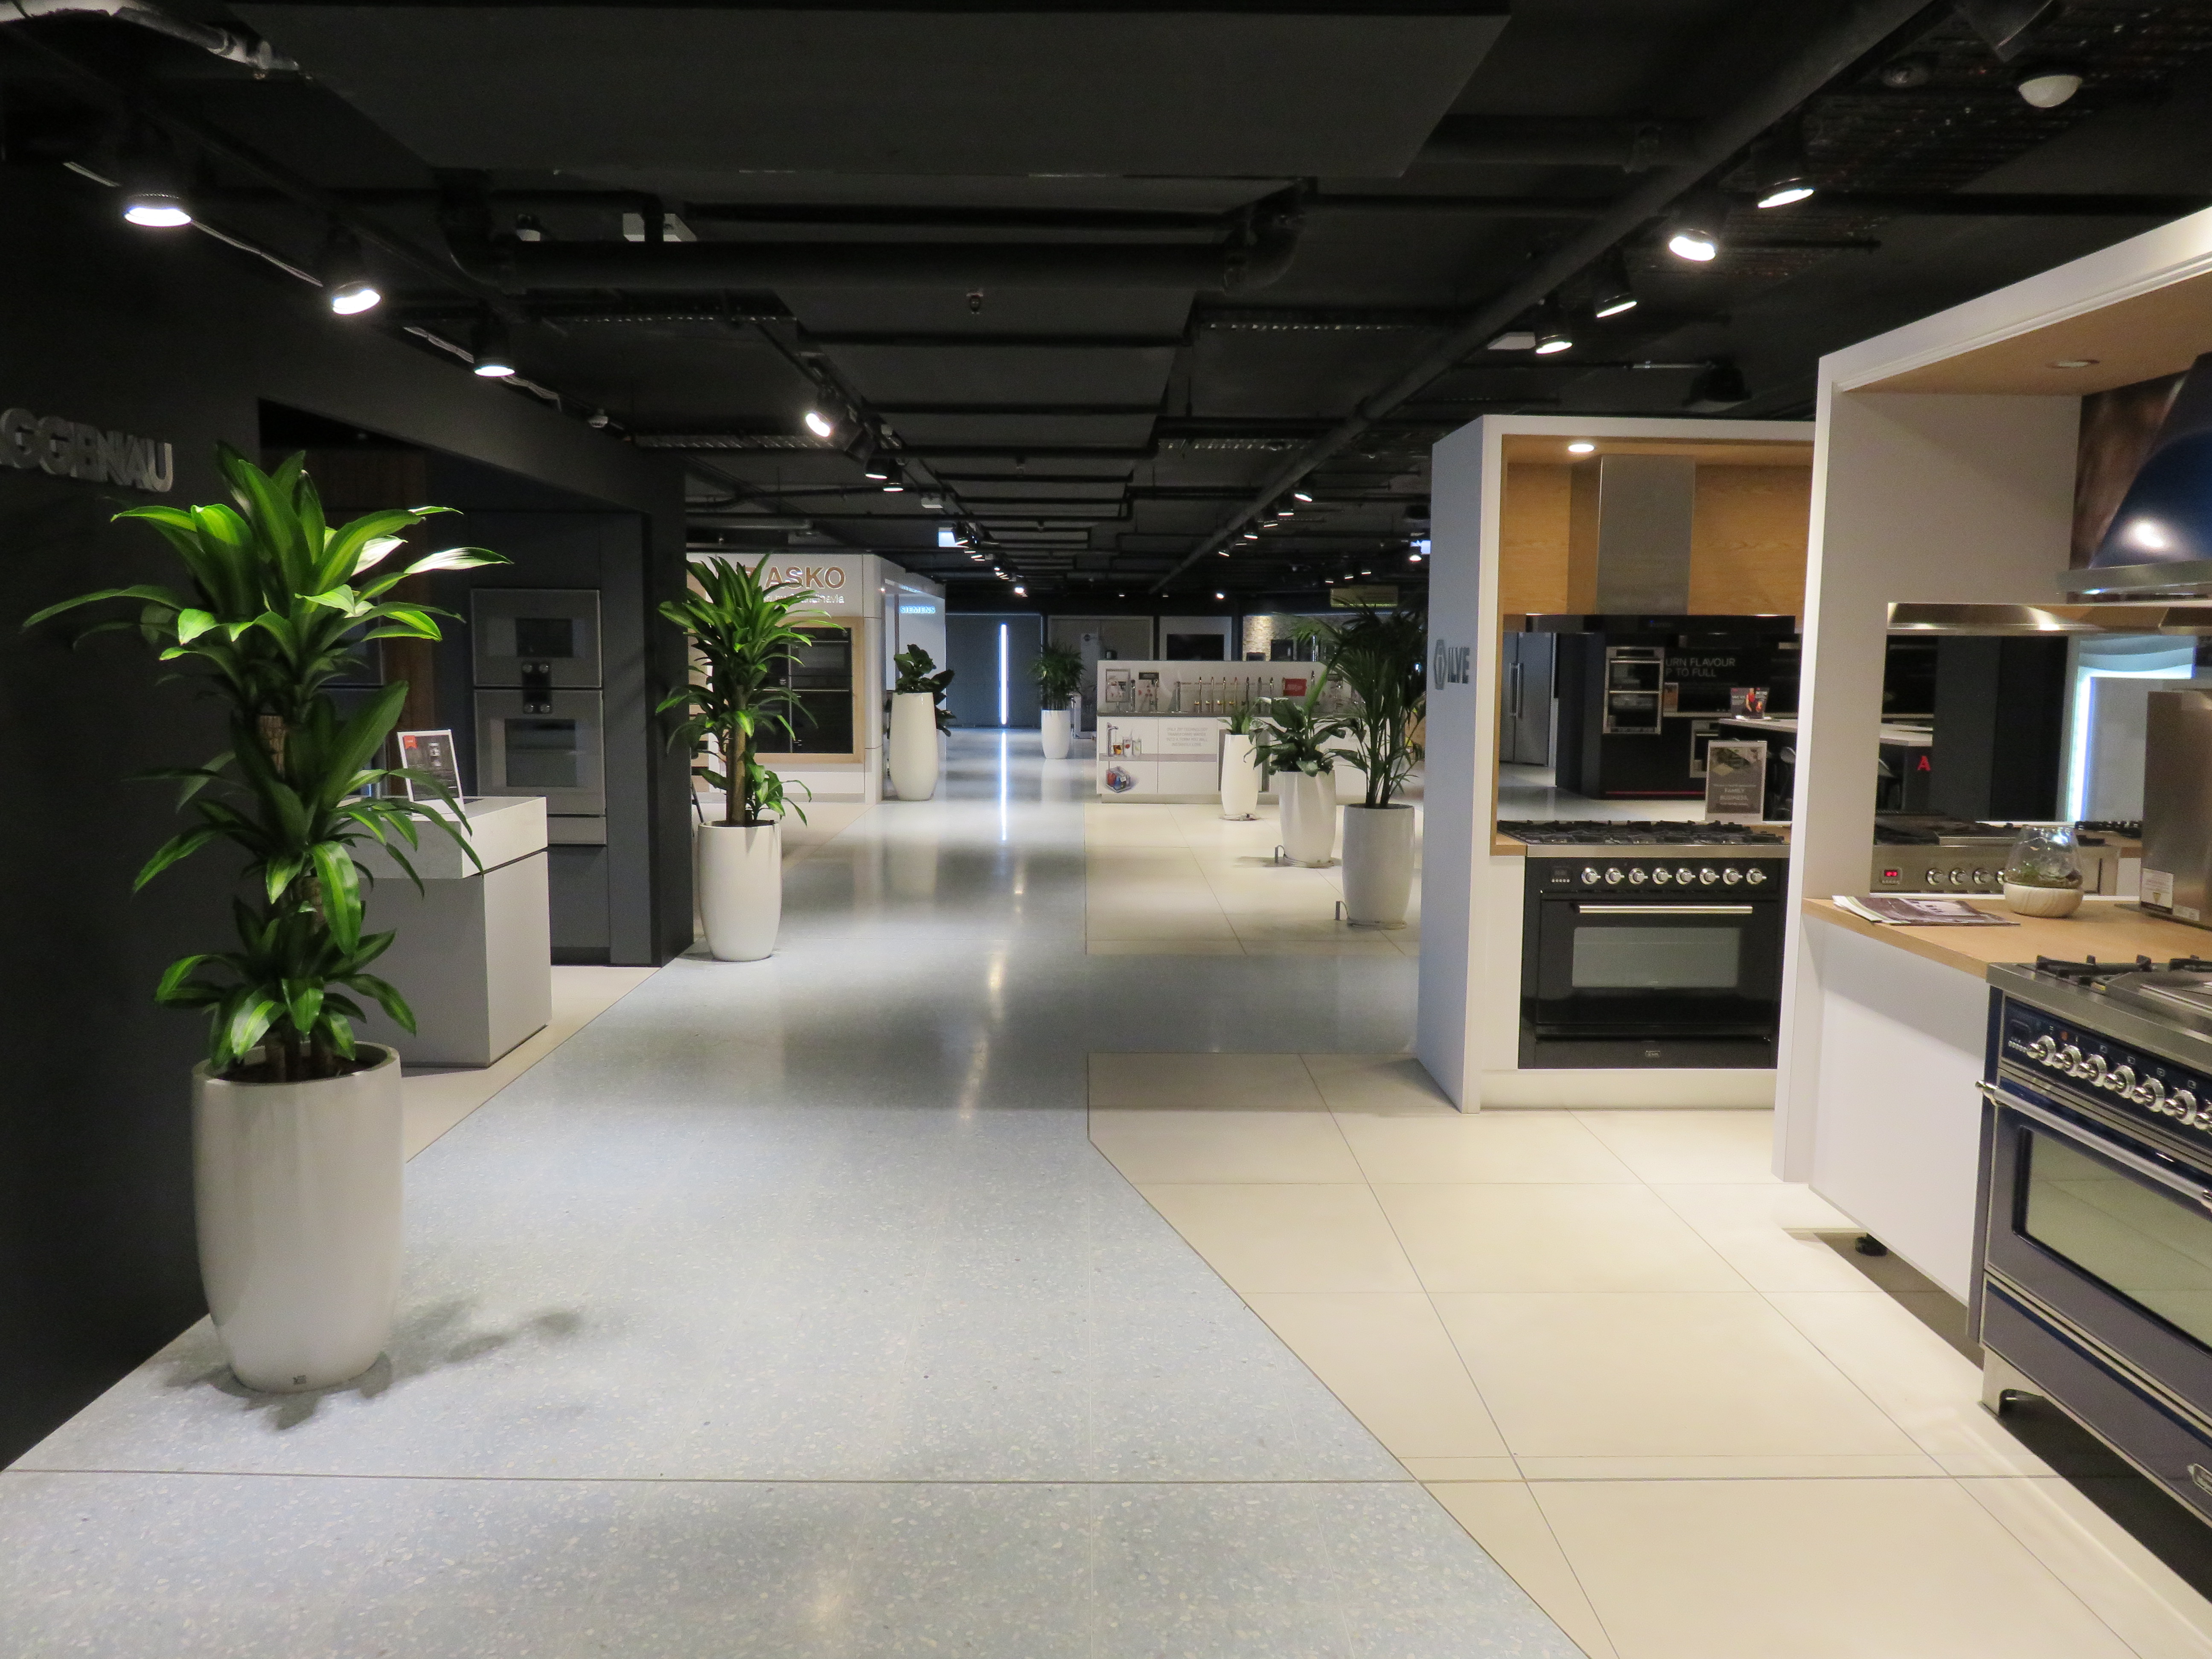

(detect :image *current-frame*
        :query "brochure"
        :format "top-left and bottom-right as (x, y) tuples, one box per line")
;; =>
(1833, 894), (2017, 926)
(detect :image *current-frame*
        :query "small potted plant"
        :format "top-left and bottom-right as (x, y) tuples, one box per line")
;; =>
(1030, 642), (1084, 760)
(2002, 825), (2084, 918)
(1253, 671), (1348, 866)
(889, 643), (954, 800)
(22, 444), (504, 1392)
(1220, 699), (1262, 821)
(658, 557), (815, 961)
(1307, 606), (1426, 926)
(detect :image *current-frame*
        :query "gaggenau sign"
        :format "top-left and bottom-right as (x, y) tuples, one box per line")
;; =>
(0, 407), (174, 492)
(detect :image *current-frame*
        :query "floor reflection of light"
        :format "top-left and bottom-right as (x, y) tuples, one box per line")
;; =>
(997, 730), (1010, 843)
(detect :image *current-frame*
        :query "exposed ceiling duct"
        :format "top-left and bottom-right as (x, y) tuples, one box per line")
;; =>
(0, 0), (296, 72)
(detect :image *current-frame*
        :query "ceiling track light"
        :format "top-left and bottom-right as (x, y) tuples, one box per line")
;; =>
(1533, 296), (1573, 356)
(803, 407), (836, 439)
(1292, 489), (1314, 504)
(1683, 359), (1750, 413)
(2015, 63), (2084, 108)
(1589, 248), (1638, 318)
(1752, 118), (1816, 210)
(1663, 186), (1728, 262)
(118, 131), (192, 228)
(469, 311), (517, 378)
(321, 227), (381, 315)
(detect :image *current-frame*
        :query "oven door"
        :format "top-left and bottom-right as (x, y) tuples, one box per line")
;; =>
(475, 689), (607, 836)
(1523, 896), (1782, 1064)
(1981, 1083), (2212, 1416)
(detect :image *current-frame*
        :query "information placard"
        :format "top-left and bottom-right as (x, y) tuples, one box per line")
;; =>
(396, 729), (463, 803)
(1703, 739), (1767, 821)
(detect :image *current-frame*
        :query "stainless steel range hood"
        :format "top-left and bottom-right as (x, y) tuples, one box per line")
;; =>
(1887, 602), (2212, 635)
(2055, 561), (2212, 601)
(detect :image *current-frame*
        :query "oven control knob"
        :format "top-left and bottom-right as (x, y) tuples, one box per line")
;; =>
(1653, 867), (1674, 885)
(2058, 1045), (2081, 1073)
(1676, 867), (1696, 886)
(2174, 1090), (2200, 1123)
(1700, 867), (1720, 886)
(1581, 867), (1602, 887)
(1628, 868), (1649, 885)
(1745, 868), (1768, 886)
(2026, 1035), (2056, 1062)
(1924, 868), (1941, 888)
(1605, 867), (1624, 886)
(1722, 867), (1743, 885)
(1950, 870), (1970, 888)
(2135, 1077), (2165, 1108)
(2107, 1065), (2136, 1094)
(2080, 1054), (2108, 1083)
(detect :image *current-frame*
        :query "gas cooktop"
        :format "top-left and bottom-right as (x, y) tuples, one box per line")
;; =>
(1995, 954), (2212, 1048)
(1874, 816), (2142, 846)
(1499, 820), (1787, 847)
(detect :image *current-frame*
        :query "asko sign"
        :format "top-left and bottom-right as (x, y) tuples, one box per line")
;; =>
(0, 406), (174, 492)
(759, 559), (857, 608)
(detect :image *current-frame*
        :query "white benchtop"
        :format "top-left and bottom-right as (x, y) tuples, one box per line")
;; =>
(352, 795), (547, 881)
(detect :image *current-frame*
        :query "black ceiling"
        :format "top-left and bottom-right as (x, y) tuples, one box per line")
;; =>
(10, 0), (2212, 606)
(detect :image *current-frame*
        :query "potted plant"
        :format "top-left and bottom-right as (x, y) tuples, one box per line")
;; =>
(2002, 825), (2084, 918)
(1252, 670), (1348, 866)
(1219, 699), (1262, 821)
(658, 557), (815, 961)
(1031, 642), (1084, 759)
(22, 444), (504, 1392)
(889, 643), (954, 800)
(1307, 606), (1426, 926)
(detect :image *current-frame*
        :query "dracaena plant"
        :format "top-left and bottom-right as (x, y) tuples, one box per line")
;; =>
(1251, 668), (1348, 777)
(1030, 642), (1084, 707)
(657, 556), (816, 827)
(21, 443), (507, 1083)
(1296, 606), (1428, 807)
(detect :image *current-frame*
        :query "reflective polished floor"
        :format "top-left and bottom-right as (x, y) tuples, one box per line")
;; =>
(0, 733), (1576, 1657)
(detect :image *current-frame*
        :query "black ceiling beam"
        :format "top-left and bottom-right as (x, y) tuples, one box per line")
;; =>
(1777, 192), (2212, 217)
(811, 331), (1185, 350)
(875, 402), (1159, 418)
(681, 201), (1237, 233)
(1416, 115), (1697, 171)
(1150, 0), (1939, 592)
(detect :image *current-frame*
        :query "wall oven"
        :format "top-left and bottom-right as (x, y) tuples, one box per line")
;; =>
(1977, 967), (2212, 1529)
(1518, 848), (1787, 1068)
(472, 589), (606, 844)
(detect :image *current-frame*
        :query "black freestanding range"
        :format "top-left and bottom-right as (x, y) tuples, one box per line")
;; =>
(1977, 956), (2212, 1531)
(1503, 821), (1790, 1069)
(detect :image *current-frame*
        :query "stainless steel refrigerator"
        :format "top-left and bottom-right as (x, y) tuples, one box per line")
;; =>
(1500, 632), (1555, 767)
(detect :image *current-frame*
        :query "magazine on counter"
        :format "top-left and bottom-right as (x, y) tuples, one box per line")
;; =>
(1832, 894), (2018, 926)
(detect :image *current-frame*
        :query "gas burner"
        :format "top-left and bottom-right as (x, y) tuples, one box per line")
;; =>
(2032, 955), (2155, 984)
(1498, 820), (1787, 847)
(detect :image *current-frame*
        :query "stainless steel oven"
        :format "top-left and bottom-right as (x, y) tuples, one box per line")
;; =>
(472, 589), (606, 844)
(1519, 852), (1787, 1068)
(1976, 977), (2212, 1528)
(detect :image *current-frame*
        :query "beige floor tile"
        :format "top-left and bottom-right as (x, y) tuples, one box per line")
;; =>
(1337, 1112), (1638, 1185)
(1960, 1477), (2212, 1659)
(1531, 1477), (2139, 1659)
(1391, 934), (1424, 957)
(1400, 1457), (1522, 1481)
(1086, 939), (1248, 956)
(1243, 1292), (1509, 1458)
(1237, 938), (1403, 957)
(1647, 1183), (1879, 1294)
(1136, 1184), (1422, 1293)
(1225, 911), (1374, 941)
(1088, 1051), (1325, 1109)
(1089, 1109), (1361, 1183)
(1375, 1185), (1751, 1293)
(1427, 1482), (1621, 1659)
(1513, 1453), (1942, 1479)
(1083, 907), (1239, 941)
(1765, 1292), (2057, 1476)
(1305, 1053), (1460, 1115)
(1434, 1293), (1923, 1458)
(1571, 1108), (1779, 1183)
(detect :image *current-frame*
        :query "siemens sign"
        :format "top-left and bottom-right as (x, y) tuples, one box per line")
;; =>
(0, 407), (174, 493)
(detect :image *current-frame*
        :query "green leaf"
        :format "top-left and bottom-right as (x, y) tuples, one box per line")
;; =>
(222, 995), (280, 1064)
(341, 972), (416, 1033)
(134, 826), (222, 890)
(312, 841), (363, 953)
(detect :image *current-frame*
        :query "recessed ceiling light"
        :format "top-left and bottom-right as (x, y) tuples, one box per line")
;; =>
(2049, 358), (2099, 369)
(1409, 553), (1423, 562)
(1567, 440), (1595, 455)
(1214, 592), (1225, 600)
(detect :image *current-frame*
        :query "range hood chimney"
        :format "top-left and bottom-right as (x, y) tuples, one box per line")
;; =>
(1569, 454), (1696, 613)
(2061, 350), (2212, 601)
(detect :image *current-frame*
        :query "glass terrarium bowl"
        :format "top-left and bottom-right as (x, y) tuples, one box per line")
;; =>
(2002, 826), (2083, 918)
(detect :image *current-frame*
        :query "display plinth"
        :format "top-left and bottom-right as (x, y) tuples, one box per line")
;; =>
(354, 796), (552, 1067)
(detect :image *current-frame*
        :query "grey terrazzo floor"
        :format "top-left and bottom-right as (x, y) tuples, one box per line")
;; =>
(2, 732), (1583, 1658)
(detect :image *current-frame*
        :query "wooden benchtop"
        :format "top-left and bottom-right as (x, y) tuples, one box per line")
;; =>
(1802, 896), (2212, 978)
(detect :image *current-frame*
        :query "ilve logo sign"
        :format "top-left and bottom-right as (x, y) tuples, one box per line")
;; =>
(0, 406), (173, 492)
(1432, 639), (1471, 686)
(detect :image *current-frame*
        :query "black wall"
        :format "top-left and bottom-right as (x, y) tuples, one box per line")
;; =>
(1930, 637), (2070, 821)
(0, 173), (690, 1464)
(946, 612), (1042, 728)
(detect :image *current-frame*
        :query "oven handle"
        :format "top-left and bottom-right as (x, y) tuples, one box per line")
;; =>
(1574, 903), (1755, 915)
(1978, 1081), (2212, 1209)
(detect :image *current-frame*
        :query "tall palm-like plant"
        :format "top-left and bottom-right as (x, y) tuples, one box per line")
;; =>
(21, 444), (507, 1082)
(1298, 608), (1427, 806)
(658, 557), (817, 827)
(1030, 642), (1084, 707)
(1251, 668), (1348, 777)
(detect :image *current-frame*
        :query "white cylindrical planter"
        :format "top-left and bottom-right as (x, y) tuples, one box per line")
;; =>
(1277, 768), (1338, 866)
(1220, 733), (1261, 820)
(195, 1046), (403, 1393)
(1342, 803), (1417, 927)
(889, 692), (941, 800)
(698, 819), (782, 960)
(1041, 707), (1072, 760)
